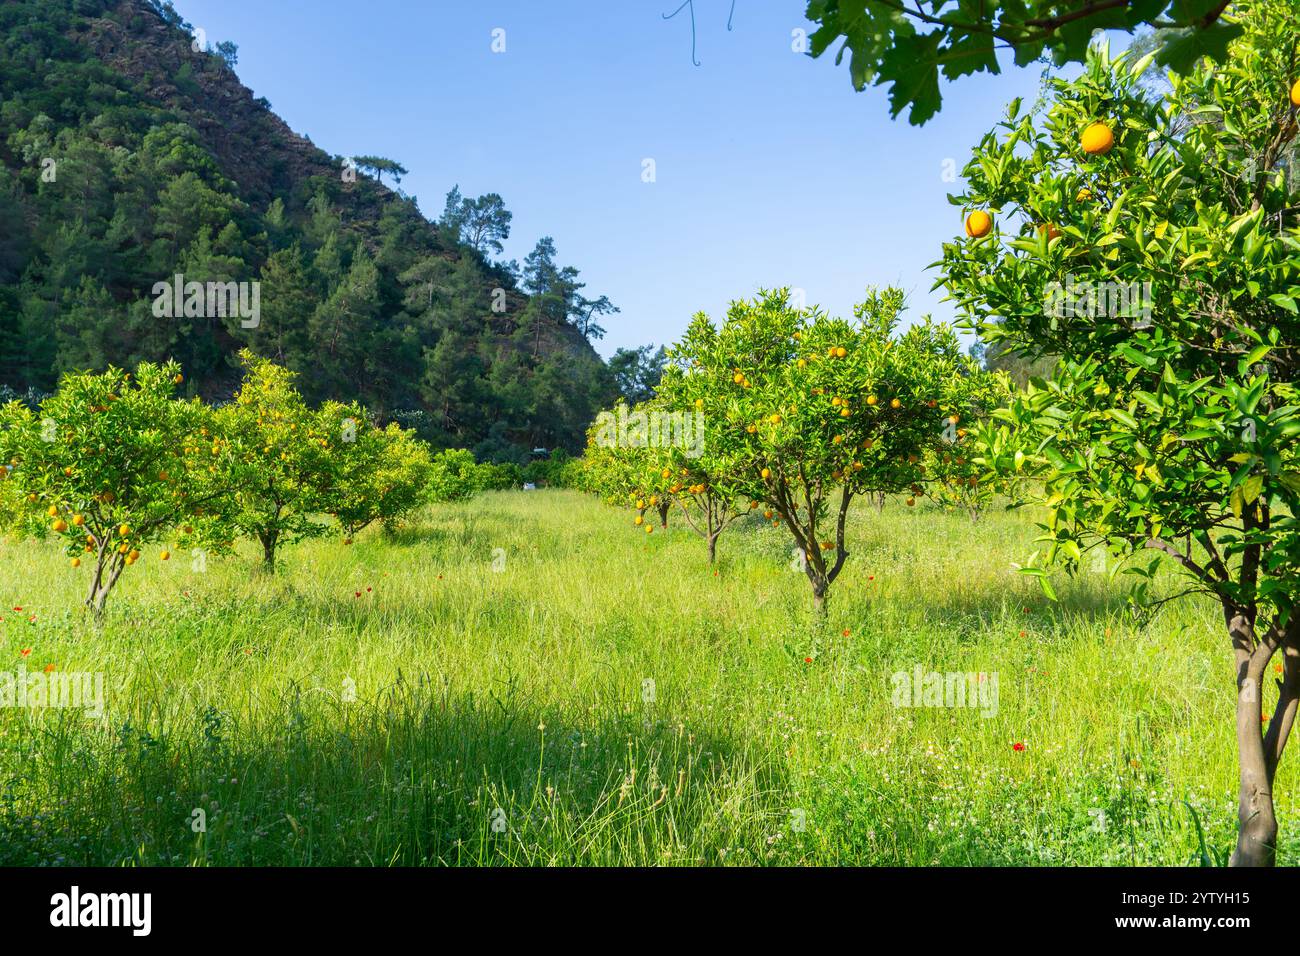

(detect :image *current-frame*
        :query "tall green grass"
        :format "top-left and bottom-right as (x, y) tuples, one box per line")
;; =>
(0, 490), (1292, 865)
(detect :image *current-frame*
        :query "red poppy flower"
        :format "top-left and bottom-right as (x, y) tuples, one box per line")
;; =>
(43, 663), (54, 673)
(12, 606), (21, 612)
(1018, 630), (1026, 637)
(1012, 742), (1026, 752)
(868, 576), (875, 581)
(842, 629), (850, 637)
(354, 591), (362, 598)
(19, 648), (30, 658)
(804, 657), (813, 664)
(366, 587), (372, 593)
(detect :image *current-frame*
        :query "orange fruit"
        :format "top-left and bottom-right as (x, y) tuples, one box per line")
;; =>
(72, 514), (84, 527)
(769, 413), (781, 424)
(1291, 79), (1300, 107)
(635, 515), (644, 526)
(1038, 223), (1062, 241)
(70, 557), (80, 568)
(867, 395), (878, 406)
(760, 468), (771, 479)
(118, 523), (130, 537)
(890, 398), (902, 409)
(906, 498), (916, 507)
(733, 373), (745, 384)
(52, 519), (68, 532)
(47, 505), (59, 518)
(1081, 122), (1114, 156)
(835, 347), (847, 358)
(160, 551), (170, 561)
(965, 210), (992, 238)
(645, 525), (653, 534)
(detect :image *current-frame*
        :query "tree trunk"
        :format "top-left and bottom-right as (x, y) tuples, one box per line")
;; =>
(260, 531), (278, 569)
(875, 492), (885, 513)
(658, 501), (670, 529)
(85, 550), (125, 621)
(1229, 611), (1278, 867)
(706, 533), (717, 564)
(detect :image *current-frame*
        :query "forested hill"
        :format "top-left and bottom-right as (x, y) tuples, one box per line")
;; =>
(0, 0), (620, 460)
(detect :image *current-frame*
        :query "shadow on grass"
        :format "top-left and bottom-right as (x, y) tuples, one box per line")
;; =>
(0, 678), (790, 867)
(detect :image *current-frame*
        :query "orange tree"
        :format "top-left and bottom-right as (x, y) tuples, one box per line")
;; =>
(218, 351), (346, 569)
(927, 371), (1017, 523)
(328, 414), (435, 539)
(0, 361), (236, 616)
(688, 287), (987, 612)
(655, 337), (767, 562)
(583, 403), (668, 534)
(942, 4), (1300, 866)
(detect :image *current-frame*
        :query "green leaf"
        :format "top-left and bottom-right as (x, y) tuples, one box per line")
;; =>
(1156, 23), (1244, 73)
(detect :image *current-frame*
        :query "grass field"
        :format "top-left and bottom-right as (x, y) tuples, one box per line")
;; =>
(0, 489), (1294, 866)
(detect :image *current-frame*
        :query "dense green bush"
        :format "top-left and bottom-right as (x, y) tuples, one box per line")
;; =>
(475, 460), (523, 491)
(427, 449), (480, 502)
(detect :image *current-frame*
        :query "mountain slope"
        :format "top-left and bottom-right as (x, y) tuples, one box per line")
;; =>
(0, 0), (615, 459)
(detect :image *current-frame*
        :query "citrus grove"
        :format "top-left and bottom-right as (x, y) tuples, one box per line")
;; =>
(5, 1), (1300, 873)
(0, 354), (480, 616)
(581, 287), (1003, 613)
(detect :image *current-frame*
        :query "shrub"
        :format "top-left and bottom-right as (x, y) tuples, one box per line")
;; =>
(427, 448), (479, 502)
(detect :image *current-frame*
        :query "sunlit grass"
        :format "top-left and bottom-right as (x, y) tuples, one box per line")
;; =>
(0, 489), (1293, 865)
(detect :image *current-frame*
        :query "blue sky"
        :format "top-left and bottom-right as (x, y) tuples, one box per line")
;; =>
(171, 1), (1057, 358)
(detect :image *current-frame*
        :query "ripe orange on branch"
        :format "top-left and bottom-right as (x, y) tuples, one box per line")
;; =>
(1081, 122), (1114, 156)
(964, 210), (992, 238)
